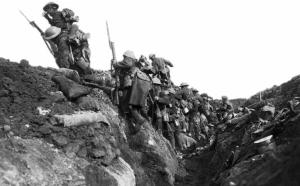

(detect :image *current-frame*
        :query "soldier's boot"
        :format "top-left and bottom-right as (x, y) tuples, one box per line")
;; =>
(127, 117), (141, 135)
(130, 107), (145, 133)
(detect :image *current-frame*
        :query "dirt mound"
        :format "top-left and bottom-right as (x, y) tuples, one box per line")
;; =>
(245, 75), (300, 109)
(0, 58), (178, 186)
(175, 74), (300, 186)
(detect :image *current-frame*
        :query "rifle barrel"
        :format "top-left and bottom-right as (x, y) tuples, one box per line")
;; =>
(106, 21), (112, 48)
(19, 10), (31, 23)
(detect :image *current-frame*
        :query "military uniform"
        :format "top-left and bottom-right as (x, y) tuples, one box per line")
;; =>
(218, 96), (234, 122)
(113, 56), (137, 114)
(43, 2), (79, 69)
(68, 25), (91, 75)
(178, 83), (192, 101)
(150, 55), (173, 84)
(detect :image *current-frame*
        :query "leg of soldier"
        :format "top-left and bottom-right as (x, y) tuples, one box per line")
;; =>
(121, 88), (131, 115)
(176, 132), (185, 151)
(140, 106), (150, 121)
(174, 129), (180, 151)
(168, 124), (176, 149)
(194, 122), (201, 141)
(130, 106), (146, 126)
(156, 118), (163, 134)
(162, 122), (175, 148)
(75, 57), (92, 75)
(57, 32), (71, 68)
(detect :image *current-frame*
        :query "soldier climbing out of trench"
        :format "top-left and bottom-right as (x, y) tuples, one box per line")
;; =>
(42, 2), (92, 75)
(44, 26), (92, 76)
(149, 54), (174, 86)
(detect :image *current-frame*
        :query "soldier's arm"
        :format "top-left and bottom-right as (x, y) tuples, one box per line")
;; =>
(43, 13), (53, 24)
(114, 60), (133, 69)
(163, 59), (174, 67)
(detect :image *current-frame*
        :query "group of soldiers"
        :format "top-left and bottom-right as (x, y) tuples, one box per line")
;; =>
(42, 2), (92, 75)
(112, 49), (236, 152)
(39, 2), (237, 152)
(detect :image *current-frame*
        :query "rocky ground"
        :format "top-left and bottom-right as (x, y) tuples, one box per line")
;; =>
(0, 57), (299, 186)
(0, 58), (177, 186)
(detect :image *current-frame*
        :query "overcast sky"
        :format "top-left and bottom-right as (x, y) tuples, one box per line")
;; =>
(1, 0), (300, 99)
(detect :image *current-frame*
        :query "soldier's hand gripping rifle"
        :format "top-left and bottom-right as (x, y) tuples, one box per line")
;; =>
(19, 10), (54, 56)
(106, 21), (119, 105)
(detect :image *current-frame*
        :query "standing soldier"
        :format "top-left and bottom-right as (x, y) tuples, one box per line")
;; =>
(178, 83), (192, 101)
(201, 93), (214, 123)
(149, 54), (173, 85)
(42, 2), (79, 68)
(155, 91), (175, 148)
(113, 50), (151, 133)
(218, 96), (234, 123)
(113, 50), (138, 115)
(189, 88), (202, 141)
(150, 77), (163, 131)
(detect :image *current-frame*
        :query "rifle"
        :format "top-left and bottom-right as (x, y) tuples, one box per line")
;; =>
(106, 21), (119, 105)
(19, 10), (54, 56)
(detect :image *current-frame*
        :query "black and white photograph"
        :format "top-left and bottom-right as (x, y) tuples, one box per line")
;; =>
(0, 0), (300, 185)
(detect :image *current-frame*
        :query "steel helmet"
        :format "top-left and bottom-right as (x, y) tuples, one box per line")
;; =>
(152, 77), (162, 85)
(191, 88), (198, 92)
(123, 50), (136, 59)
(180, 82), (188, 87)
(149, 54), (155, 59)
(44, 26), (61, 40)
(221, 96), (228, 100)
(43, 2), (59, 11)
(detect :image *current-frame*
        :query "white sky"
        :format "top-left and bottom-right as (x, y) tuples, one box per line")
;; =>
(1, 0), (300, 99)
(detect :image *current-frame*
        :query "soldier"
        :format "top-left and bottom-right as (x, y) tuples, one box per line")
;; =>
(137, 55), (154, 75)
(67, 25), (92, 75)
(200, 93), (214, 122)
(178, 83), (192, 101)
(288, 97), (300, 116)
(43, 2), (79, 30)
(113, 50), (137, 115)
(43, 2), (79, 69)
(137, 55), (150, 69)
(218, 96), (234, 123)
(113, 50), (151, 133)
(156, 91), (176, 148)
(191, 88), (199, 97)
(44, 26), (91, 75)
(149, 54), (173, 85)
(149, 77), (163, 130)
